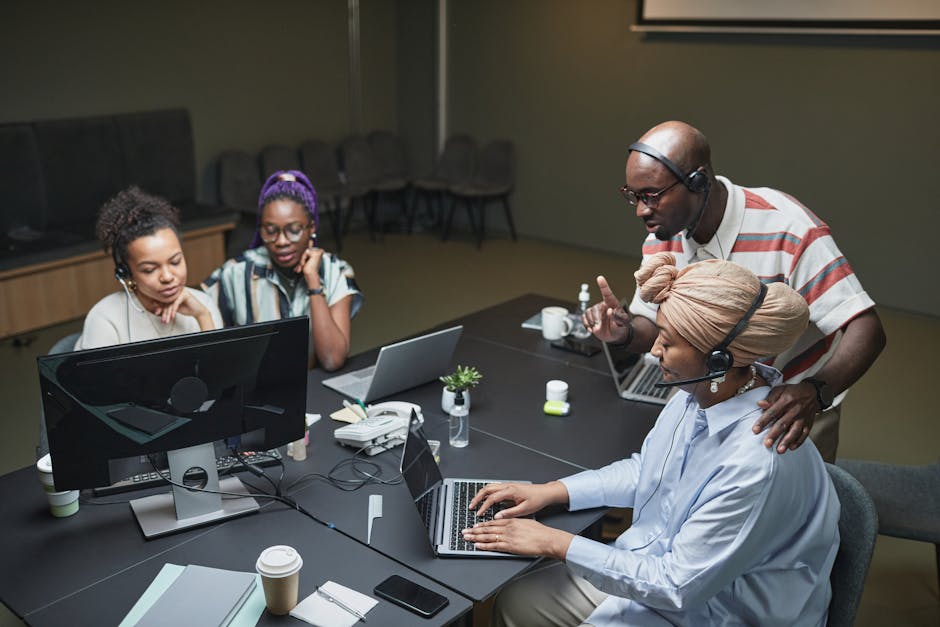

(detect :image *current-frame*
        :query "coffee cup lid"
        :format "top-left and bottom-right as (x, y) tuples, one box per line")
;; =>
(256, 545), (303, 577)
(36, 454), (53, 474)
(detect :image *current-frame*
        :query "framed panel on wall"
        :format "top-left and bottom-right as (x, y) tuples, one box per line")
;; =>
(633, 0), (940, 35)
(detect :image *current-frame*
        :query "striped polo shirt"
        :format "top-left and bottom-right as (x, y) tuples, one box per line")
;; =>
(202, 247), (363, 328)
(629, 176), (875, 403)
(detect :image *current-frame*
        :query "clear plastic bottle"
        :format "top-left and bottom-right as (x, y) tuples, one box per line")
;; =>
(449, 390), (469, 448)
(570, 283), (592, 339)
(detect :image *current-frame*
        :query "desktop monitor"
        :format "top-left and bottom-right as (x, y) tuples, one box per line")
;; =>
(38, 317), (308, 537)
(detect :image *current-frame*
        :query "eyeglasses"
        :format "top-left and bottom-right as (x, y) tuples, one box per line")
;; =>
(619, 178), (682, 209)
(259, 222), (312, 243)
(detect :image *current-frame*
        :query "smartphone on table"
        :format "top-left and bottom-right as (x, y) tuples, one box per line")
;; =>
(550, 336), (601, 357)
(374, 574), (449, 618)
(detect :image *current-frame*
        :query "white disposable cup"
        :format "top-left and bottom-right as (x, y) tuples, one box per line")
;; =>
(541, 306), (573, 340)
(46, 489), (79, 517)
(37, 454), (56, 493)
(256, 545), (303, 615)
(546, 380), (569, 402)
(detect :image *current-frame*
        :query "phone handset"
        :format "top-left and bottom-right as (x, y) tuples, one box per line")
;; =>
(367, 401), (423, 425)
(333, 401), (422, 455)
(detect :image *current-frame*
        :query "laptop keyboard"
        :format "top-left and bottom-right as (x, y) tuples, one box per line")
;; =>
(450, 481), (508, 552)
(353, 365), (376, 380)
(629, 364), (672, 401)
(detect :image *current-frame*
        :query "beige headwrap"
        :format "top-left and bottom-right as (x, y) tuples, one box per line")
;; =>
(635, 253), (809, 366)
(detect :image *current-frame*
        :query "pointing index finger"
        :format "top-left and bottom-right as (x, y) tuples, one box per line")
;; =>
(596, 275), (620, 309)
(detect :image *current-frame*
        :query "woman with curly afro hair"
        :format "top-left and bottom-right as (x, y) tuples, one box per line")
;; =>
(74, 187), (222, 349)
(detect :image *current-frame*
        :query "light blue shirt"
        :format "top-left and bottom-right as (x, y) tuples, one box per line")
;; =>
(561, 365), (840, 626)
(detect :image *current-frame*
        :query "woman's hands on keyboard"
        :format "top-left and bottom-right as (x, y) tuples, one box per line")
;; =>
(462, 517), (575, 559)
(469, 481), (569, 519)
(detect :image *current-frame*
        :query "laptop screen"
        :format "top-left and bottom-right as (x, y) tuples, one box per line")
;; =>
(400, 414), (443, 504)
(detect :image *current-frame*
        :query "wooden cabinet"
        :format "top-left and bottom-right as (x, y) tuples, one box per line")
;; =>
(0, 222), (234, 339)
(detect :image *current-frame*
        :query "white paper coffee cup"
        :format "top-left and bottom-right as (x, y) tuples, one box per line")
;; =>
(37, 453), (56, 493)
(256, 545), (303, 615)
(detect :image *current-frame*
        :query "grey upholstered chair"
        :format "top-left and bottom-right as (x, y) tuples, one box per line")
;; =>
(37, 332), (82, 459)
(300, 139), (347, 251)
(260, 144), (301, 179)
(218, 150), (261, 215)
(446, 139), (517, 248)
(410, 134), (478, 233)
(825, 462), (879, 627)
(837, 458), (940, 593)
(366, 130), (411, 232)
(338, 135), (381, 241)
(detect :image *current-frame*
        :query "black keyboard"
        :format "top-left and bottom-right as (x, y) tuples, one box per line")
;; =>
(92, 449), (283, 496)
(450, 481), (508, 552)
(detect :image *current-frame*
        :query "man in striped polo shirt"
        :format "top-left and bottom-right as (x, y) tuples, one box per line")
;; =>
(584, 120), (885, 462)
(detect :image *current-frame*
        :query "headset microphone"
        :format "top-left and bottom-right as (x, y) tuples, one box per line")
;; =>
(654, 283), (768, 389)
(654, 370), (727, 389)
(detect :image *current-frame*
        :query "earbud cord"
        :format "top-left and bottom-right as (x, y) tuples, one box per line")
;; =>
(120, 277), (144, 340)
(631, 396), (697, 528)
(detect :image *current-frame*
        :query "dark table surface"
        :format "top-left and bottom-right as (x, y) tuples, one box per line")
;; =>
(2, 293), (659, 624)
(24, 507), (471, 626)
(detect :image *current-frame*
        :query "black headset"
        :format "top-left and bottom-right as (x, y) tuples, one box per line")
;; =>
(655, 282), (768, 388)
(628, 141), (708, 193)
(112, 247), (131, 284)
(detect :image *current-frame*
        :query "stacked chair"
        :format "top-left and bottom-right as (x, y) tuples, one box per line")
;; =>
(410, 134), (477, 233)
(445, 139), (517, 248)
(300, 140), (348, 251)
(217, 133), (517, 250)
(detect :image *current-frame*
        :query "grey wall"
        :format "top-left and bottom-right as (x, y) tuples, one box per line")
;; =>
(3, 0), (938, 316)
(0, 0), (399, 201)
(446, 0), (940, 317)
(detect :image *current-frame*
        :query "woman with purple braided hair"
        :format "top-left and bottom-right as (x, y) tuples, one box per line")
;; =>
(203, 171), (363, 370)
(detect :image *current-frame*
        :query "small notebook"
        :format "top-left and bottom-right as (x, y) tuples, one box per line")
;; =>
(133, 564), (257, 627)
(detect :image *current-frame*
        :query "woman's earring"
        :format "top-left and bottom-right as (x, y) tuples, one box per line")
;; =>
(710, 375), (725, 394)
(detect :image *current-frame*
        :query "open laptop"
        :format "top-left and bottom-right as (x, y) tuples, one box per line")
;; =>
(601, 342), (674, 405)
(400, 414), (530, 558)
(322, 326), (463, 402)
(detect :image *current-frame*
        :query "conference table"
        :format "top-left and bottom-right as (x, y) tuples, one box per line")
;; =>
(0, 294), (661, 625)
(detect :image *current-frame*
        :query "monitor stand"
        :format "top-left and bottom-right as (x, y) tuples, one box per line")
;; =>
(129, 442), (260, 539)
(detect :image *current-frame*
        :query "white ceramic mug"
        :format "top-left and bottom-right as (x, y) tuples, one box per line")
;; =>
(541, 306), (573, 340)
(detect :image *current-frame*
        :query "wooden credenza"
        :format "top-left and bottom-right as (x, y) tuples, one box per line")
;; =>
(0, 221), (234, 339)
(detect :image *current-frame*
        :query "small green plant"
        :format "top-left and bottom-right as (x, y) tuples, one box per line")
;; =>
(440, 365), (483, 392)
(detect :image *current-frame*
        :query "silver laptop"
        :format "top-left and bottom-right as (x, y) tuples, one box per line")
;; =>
(322, 326), (463, 403)
(400, 414), (530, 558)
(601, 342), (674, 405)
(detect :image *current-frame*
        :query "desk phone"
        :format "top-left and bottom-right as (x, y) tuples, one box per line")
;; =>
(334, 401), (424, 455)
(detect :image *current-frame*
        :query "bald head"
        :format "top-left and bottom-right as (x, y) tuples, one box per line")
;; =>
(635, 121), (711, 174)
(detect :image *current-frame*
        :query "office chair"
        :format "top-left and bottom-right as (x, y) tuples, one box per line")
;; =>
(300, 139), (347, 251)
(837, 458), (940, 594)
(367, 130), (411, 232)
(37, 332), (81, 459)
(338, 135), (382, 242)
(260, 144), (301, 179)
(825, 462), (879, 627)
(218, 150), (262, 256)
(446, 140), (517, 248)
(410, 134), (477, 234)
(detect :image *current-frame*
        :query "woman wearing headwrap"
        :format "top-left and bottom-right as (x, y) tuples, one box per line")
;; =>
(464, 254), (840, 627)
(203, 171), (363, 370)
